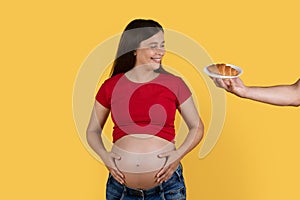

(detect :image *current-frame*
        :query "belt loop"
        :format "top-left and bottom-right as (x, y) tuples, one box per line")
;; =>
(179, 162), (183, 171)
(159, 183), (164, 193)
(175, 164), (182, 182)
(138, 188), (144, 197)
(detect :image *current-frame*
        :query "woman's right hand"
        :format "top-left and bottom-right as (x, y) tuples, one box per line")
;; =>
(102, 151), (125, 184)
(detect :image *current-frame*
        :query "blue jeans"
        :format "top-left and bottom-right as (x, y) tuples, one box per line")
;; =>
(106, 163), (186, 200)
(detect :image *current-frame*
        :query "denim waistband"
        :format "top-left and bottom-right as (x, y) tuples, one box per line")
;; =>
(124, 184), (163, 197)
(123, 163), (182, 197)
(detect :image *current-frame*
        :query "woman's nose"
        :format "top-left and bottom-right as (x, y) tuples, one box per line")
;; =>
(156, 47), (165, 55)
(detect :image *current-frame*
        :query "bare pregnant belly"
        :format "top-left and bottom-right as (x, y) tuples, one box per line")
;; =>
(112, 134), (175, 189)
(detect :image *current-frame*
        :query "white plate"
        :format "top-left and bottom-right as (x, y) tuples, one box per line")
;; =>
(203, 63), (243, 79)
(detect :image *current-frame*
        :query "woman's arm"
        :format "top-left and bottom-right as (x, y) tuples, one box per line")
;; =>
(212, 77), (300, 107)
(175, 97), (204, 158)
(86, 101), (125, 184)
(155, 97), (204, 183)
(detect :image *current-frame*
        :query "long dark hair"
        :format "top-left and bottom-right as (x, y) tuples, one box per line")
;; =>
(110, 19), (169, 77)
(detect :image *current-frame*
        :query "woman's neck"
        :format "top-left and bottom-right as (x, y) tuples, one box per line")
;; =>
(125, 68), (159, 83)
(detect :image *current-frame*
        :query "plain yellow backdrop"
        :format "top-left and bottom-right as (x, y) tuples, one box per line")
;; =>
(1, 0), (299, 200)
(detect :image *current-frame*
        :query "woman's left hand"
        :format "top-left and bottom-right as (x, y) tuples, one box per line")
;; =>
(155, 150), (181, 184)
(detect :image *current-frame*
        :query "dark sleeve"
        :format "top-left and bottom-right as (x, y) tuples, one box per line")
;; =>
(95, 80), (111, 109)
(176, 77), (192, 107)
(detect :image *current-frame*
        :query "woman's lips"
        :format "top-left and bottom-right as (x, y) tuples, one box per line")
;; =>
(151, 58), (162, 63)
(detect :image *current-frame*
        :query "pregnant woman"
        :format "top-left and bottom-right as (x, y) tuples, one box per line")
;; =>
(86, 19), (204, 200)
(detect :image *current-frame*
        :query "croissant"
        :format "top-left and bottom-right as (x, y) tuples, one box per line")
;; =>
(207, 63), (239, 76)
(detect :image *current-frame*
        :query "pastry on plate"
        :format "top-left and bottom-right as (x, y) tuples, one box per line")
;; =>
(207, 63), (239, 76)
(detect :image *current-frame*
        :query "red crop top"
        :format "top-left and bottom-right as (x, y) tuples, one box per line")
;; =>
(95, 73), (192, 143)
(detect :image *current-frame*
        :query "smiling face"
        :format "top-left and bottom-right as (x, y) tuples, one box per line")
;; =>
(135, 31), (165, 70)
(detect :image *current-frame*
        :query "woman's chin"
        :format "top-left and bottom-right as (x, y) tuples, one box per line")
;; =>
(151, 63), (161, 70)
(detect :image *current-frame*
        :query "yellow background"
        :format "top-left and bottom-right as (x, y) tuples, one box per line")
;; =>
(1, 0), (299, 199)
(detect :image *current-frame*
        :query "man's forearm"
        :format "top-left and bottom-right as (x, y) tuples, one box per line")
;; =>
(243, 83), (300, 106)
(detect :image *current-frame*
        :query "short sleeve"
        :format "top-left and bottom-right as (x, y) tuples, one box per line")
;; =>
(176, 77), (192, 107)
(95, 80), (111, 109)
